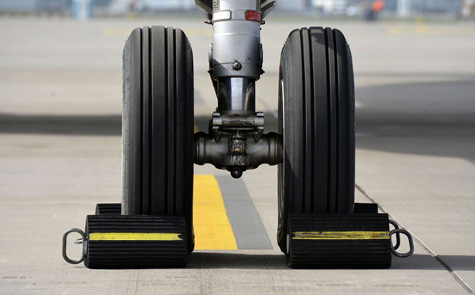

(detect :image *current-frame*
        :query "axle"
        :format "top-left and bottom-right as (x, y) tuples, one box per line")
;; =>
(194, 112), (282, 178)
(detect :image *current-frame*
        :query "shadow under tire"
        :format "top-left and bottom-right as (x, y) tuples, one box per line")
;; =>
(122, 26), (195, 252)
(277, 27), (355, 257)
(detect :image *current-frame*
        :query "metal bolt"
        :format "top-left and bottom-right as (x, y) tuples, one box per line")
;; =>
(233, 61), (242, 71)
(231, 170), (243, 179)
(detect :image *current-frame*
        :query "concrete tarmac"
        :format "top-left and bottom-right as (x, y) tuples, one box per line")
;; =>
(0, 14), (475, 294)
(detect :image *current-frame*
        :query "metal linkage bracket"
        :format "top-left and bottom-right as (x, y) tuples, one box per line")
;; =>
(195, 112), (282, 178)
(194, 130), (282, 178)
(211, 112), (264, 132)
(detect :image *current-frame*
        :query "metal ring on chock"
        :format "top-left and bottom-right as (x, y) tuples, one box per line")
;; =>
(388, 220), (401, 250)
(390, 229), (414, 258)
(62, 228), (87, 264)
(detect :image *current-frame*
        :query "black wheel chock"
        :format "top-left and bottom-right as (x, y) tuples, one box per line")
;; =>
(95, 203), (121, 215)
(63, 215), (189, 268)
(285, 203), (414, 268)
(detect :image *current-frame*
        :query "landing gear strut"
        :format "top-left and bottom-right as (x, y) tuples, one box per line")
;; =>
(63, 0), (413, 269)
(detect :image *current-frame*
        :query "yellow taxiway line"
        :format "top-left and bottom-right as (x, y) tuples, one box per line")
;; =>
(193, 175), (238, 250)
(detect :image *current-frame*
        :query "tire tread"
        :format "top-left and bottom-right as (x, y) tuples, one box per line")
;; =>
(278, 27), (355, 252)
(122, 26), (194, 251)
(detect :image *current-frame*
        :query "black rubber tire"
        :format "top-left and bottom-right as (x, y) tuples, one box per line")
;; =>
(122, 26), (194, 251)
(277, 27), (355, 253)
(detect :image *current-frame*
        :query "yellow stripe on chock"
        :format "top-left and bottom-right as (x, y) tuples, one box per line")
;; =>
(89, 232), (182, 241)
(193, 175), (238, 250)
(293, 231), (390, 240)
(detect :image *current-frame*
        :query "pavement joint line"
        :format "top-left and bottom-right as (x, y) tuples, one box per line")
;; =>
(355, 184), (475, 295)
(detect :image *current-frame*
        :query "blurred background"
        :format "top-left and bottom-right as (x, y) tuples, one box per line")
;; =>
(0, 0), (475, 294)
(0, 0), (473, 20)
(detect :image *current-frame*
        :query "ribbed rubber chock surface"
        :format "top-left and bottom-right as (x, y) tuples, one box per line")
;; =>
(353, 203), (378, 214)
(95, 203), (121, 215)
(85, 215), (188, 269)
(287, 213), (391, 269)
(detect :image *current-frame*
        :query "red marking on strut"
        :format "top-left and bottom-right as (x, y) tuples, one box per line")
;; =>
(246, 10), (261, 22)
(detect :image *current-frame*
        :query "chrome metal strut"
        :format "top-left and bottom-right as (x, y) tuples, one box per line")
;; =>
(194, 0), (280, 178)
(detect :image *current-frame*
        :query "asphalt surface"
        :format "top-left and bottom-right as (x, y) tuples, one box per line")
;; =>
(0, 14), (475, 294)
